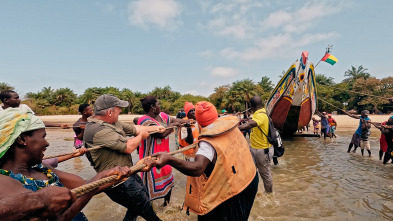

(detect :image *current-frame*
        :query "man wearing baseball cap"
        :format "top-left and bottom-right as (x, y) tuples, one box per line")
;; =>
(84, 94), (165, 221)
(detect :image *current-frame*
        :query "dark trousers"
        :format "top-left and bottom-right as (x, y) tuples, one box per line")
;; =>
(383, 145), (393, 164)
(198, 173), (259, 221)
(105, 174), (161, 221)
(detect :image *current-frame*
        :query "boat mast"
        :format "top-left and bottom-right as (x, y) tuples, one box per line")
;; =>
(315, 45), (333, 68)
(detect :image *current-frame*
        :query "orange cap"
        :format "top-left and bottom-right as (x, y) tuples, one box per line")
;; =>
(184, 102), (195, 116)
(195, 101), (218, 127)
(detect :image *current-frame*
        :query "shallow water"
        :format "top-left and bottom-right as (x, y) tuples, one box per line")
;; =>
(45, 127), (393, 220)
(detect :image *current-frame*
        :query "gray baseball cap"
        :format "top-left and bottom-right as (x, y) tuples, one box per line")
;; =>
(94, 94), (129, 112)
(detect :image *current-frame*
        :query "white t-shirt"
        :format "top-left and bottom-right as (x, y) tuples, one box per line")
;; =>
(0, 104), (34, 113)
(180, 122), (199, 139)
(196, 141), (216, 162)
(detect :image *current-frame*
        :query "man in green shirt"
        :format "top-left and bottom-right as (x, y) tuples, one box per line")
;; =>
(84, 94), (165, 221)
(238, 95), (273, 193)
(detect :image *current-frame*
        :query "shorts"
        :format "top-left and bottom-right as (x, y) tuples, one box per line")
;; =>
(360, 140), (370, 150)
(314, 127), (319, 133)
(329, 126), (336, 133)
(351, 133), (361, 147)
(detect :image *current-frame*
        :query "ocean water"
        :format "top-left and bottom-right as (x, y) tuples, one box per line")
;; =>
(45, 127), (393, 220)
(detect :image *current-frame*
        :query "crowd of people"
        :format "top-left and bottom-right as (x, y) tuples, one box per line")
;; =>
(0, 90), (280, 221)
(312, 109), (393, 161)
(1, 88), (393, 220)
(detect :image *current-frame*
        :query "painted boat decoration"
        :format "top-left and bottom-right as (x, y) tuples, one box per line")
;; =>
(266, 51), (317, 135)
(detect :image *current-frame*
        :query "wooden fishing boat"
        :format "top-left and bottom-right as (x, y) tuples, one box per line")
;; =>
(266, 51), (317, 136)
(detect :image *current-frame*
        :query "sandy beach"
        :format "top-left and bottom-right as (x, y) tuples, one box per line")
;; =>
(39, 114), (392, 132)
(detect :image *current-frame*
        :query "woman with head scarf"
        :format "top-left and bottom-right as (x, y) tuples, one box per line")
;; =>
(138, 96), (190, 206)
(0, 108), (153, 220)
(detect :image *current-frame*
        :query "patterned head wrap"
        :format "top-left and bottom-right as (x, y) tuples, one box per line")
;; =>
(0, 108), (45, 158)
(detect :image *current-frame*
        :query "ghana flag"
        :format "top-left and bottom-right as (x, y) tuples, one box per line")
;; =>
(321, 53), (338, 65)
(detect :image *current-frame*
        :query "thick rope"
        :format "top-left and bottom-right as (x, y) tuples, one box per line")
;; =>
(318, 84), (392, 101)
(70, 143), (198, 197)
(317, 98), (392, 129)
(43, 122), (195, 160)
(43, 146), (102, 160)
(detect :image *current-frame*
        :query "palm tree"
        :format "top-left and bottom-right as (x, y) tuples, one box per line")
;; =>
(209, 85), (230, 109)
(258, 76), (273, 93)
(120, 88), (135, 114)
(316, 74), (335, 86)
(162, 85), (172, 100)
(0, 82), (14, 92)
(79, 87), (104, 104)
(231, 79), (257, 111)
(53, 88), (77, 107)
(151, 87), (164, 99)
(344, 65), (370, 84)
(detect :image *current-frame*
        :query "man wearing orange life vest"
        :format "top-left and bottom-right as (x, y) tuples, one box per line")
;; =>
(153, 101), (258, 220)
(178, 102), (199, 160)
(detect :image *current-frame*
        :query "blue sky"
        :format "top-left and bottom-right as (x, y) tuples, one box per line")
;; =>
(1, 0), (392, 97)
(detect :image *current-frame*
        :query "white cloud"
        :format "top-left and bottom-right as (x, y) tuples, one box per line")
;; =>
(200, 0), (264, 39)
(210, 67), (240, 77)
(220, 32), (340, 61)
(262, 1), (348, 33)
(198, 50), (213, 57)
(128, 0), (182, 30)
(204, 1), (348, 61)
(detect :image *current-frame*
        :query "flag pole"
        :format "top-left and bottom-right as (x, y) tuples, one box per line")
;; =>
(314, 59), (323, 68)
(315, 45), (332, 68)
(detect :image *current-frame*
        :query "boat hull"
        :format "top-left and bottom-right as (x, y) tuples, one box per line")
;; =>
(266, 58), (317, 136)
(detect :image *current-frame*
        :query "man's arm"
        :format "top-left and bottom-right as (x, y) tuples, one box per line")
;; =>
(238, 119), (257, 131)
(44, 122), (69, 129)
(57, 148), (88, 163)
(123, 131), (149, 154)
(151, 118), (182, 139)
(152, 152), (211, 177)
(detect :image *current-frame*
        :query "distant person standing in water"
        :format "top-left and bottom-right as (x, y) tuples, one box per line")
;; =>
(73, 104), (93, 149)
(378, 120), (389, 161)
(312, 117), (320, 135)
(346, 110), (371, 156)
(375, 116), (393, 164)
(328, 114), (337, 138)
(317, 112), (330, 140)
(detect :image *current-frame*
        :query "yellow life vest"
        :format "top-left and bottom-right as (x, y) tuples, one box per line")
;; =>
(183, 116), (256, 215)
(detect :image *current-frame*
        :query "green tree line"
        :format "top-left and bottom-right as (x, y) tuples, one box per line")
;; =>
(1, 65), (392, 115)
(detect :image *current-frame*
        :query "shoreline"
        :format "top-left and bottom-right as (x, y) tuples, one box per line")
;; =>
(39, 114), (392, 129)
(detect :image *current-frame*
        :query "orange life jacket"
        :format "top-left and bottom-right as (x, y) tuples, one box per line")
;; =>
(178, 117), (199, 157)
(183, 116), (256, 215)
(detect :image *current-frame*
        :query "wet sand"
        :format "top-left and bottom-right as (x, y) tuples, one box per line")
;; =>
(42, 114), (393, 220)
(39, 114), (392, 129)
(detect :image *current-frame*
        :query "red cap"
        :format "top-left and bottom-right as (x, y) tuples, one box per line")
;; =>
(195, 101), (218, 127)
